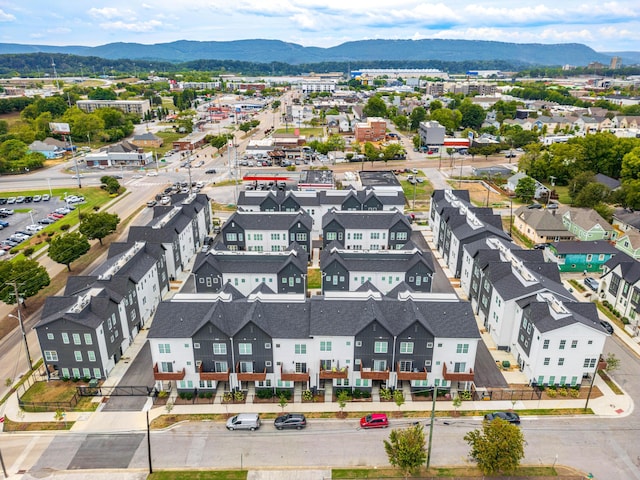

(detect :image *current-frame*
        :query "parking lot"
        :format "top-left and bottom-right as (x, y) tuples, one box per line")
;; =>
(0, 193), (84, 256)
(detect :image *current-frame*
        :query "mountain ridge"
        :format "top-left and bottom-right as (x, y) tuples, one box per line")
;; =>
(0, 39), (631, 66)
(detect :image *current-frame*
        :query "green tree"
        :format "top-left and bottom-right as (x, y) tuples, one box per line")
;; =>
(363, 96), (387, 118)
(605, 353), (620, 373)
(384, 424), (426, 479)
(393, 115), (409, 131)
(573, 183), (610, 208)
(79, 212), (120, 246)
(620, 147), (640, 181)
(430, 108), (462, 134)
(88, 87), (117, 100)
(364, 142), (380, 161)
(409, 106), (427, 130)
(278, 393), (288, 412)
(568, 171), (596, 200)
(464, 418), (525, 475)
(429, 99), (443, 111)
(100, 175), (121, 195)
(337, 390), (350, 416)
(326, 134), (346, 152)
(48, 232), (91, 271)
(514, 176), (536, 203)
(0, 258), (50, 307)
(459, 99), (486, 130)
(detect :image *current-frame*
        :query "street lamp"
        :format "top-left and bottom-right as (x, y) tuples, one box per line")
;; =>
(9, 311), (32, 371)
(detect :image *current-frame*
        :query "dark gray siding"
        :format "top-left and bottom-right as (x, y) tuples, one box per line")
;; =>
(389, 221), (412, 249)
(323, 220), (345, 248)
(517, 310), (534, 357)
(341, 195), (361, 211)
(193, 263), (223, 293)
(288, 222), (311, 251)
(234, 322), (273, 374)
(193, 322), (232, 375)
(396, 322), (434, 373)
(405, 262), (433, 292)
(322, 261), (349, 292)
(222, 222), (246, 250)
(277, 262), (305, 294)
(355, 320), (393, 372)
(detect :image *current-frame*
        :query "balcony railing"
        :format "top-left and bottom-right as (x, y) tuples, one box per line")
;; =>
(319, 365), (348, 379)
(198, 363), (230, 381)
(236, 363), (267, 381)
(281, 365), (310, 382)
(396, 363), (428, 381)
(360, 367), (390, 381)
(442, 363), (474, 382)
(153, 363), (186, 381)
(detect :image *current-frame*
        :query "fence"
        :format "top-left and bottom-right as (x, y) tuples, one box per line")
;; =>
(472, 386), (543, 402)
(76, 385), (154, 397)
(18, 393), (79, 412)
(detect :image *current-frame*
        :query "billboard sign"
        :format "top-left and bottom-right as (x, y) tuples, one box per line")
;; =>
(49, 122), (71, 135)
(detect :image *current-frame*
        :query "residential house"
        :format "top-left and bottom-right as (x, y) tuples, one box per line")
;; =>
(505, 172), (550, 200)
(321, 209), (412, 250)
(544, 240), (619, 272)
(594, 173), (621, 191)
(28, 140), (65, 159)
(354, 117), (386, 143)
(243, 189), (406, 230)
(615, 231), (640, 259)
(600, 253), (640, 327)
(429, 190), (510, 278)
(612, 208), (640, 235)
(148, 291), (480, 393)
(131, 132), (163, 149)
(35, 241), (169, 380)
(221, 210), (312, 252)
(192, 244), (308, 296)
(320, 244), (435, 294)
(560, 207), (617, 241)
(513, 207), (575, 244)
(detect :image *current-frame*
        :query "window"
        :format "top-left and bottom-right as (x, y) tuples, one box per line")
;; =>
(62, 332), (69, 344)
(72, 333), (81, 345)
(374, 341), (388, 353)
(373, 359), (387, 371)
(543, 339), (550, 349)
(326, 232), (336, 241)
(543, 357), (550, 365)
(295, 344), (306, 354)
(239, 361), (253, 373)
(265, 343), (271, 349)
(214, 361), (228, 372)
(296, 233), (307, 241)
(396, 231), (408, 241)
(84, 333), (92, 345)
(74, 351), (83, 362)
(426, 342), (433, 349)
(456, 343), (469, 354)
(584, 358), (597, 368)
(47, 333), (54, 340)
(355, 341), (362, 347)
(238, 343), (252, 355)
(353, 233), (362, 240)
(371, 232), (380, 239)
(559, 340), (566, 350)
(213, 343), (227, 355)
(88, 351), (96, 362)
(159, 344), (171, 354)
(399, 342), (414, 354)
(93, 368), (102, 379)
(399, 360), (413, 372)
(194, 343), (200, 349)
(571, 340), (578, 349)
(295, 362), (306, 373)
(320, 341), (332, 352)
(72, 368), (80, 379)
(558, 358), (565, 366)
(161, 362), (173, 372)
(226, 232), (237, 242)
(44, 350), (58, 362)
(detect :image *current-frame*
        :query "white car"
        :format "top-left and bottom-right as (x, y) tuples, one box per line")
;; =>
(132, 174), (143, 179)
(160, 196), (171, 205)
(147, 171), (159, 177)
(26, 224), (44, 232)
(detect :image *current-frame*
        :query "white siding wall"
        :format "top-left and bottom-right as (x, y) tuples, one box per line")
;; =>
(488, 294), (516, 347)
(350, 270), (404, 293)
(343, 229), (388, 250)
(96, 324), (114, 377)
(135, 265), (161, 326)
(245, 230), (290, 251)
(447, 236), (460, 274)
(459, 249), (474, 295)
(178, 225), (195, 263)
(149, 337), (194, 389)
(223, 273), (278, 296)
(432, 337), (478, 386)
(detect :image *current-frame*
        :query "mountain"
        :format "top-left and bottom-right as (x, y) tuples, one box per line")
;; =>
(0, 39), (622, 66)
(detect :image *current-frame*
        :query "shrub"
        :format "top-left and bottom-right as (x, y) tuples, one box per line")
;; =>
(556, 387), (568, 397)
(60, 224), (71, 231)
(9, 247), (20, 255)
(460, 390), (472, 401)
(184, 392), (193, 401)
(380, 388), (393, 401)
(233, 390), (245, 402)
(204, 392), (213, 399)
(352, 388), (371, 399)
(622, 317), (630, 325)
(275, 389), (292, 400)
(198, 392), (206, 398)
(62, 376), (70, 382)
(223, 392), (233, 402)
(256, 388), (274, 399)
(178, 392), (186, 400)
(22, 247), (34, 257)
(302, 390), (314, 401)
(157, 390), (168, 398)
(546, 389), (558, 398)
(568, 388), (580, 398)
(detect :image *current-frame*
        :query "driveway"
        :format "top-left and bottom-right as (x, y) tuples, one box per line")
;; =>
(101, 342), (154, 412)
(472, 341), (509, 388)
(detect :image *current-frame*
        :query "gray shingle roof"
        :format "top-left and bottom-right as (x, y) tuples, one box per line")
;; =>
(321, 209), (409, 229)
(550, 240), (619, 255)
(225, 210), (312, 231)
(320, 248), (434, 274)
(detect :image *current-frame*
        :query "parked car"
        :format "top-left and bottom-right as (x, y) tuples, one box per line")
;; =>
(0, 220), (8, 228)
(0, 208), (14, 215)
(6, 197), (16, 204)
(110, 175), (123, 179)
(15, 230), (33, 237)
(360, 413), (389, 429)
(205, 169), (217, 174)
(48, 213), (64, 219)
(601, 320), (614, 335)
(26, 224), (43, 232)
(226, 413), (261, 431)
(146, 171), (158, 177)
(24, 196), (33, 203)
(505, 152), (517, 158)
(71, 174), (84, 179)
(584, 277), (599, 291)
(42, 194), (50, 201)
(0, 198), (6, 205)
(33, 195), (42, 202)
(38, 218), (56, 224)
(146, 200), (157, 208)
(484, 412), (520, 424)
(160, 196), (171, 205)
(547, 202), (559, 210)
(274, 413), (307, 430)
(527, 203), (543, 209)
(15, 196), (25, 203)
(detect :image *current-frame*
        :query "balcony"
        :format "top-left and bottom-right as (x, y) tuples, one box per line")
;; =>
(153, 363), (186, 381)
(319, 365), (348, 379)
(281, 365), (310, 382)
(198, 363), (230, 382)
(442, 363), (474, 382)
(236, 363), (267, 381)
(397, 363), (428, 381)
(360, 366), (390, 381)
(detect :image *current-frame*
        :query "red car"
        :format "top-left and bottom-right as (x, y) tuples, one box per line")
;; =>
(48, 213), (64, 219)
(360, 413), (389, 429)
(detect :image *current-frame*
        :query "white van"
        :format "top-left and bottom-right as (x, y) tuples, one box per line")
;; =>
(226, 413), (260, 431)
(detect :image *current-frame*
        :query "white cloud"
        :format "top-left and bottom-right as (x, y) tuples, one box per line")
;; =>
(88, 7), (135, 20)
(290, 13), (318, 30)
(0, 8), (16, 21)
(99, 19), (163, 33)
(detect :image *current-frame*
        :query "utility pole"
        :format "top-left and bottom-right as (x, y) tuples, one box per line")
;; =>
(10, 281), (32, 371)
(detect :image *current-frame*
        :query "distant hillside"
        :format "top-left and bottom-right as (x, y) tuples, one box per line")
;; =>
(0, 39), (621, 66)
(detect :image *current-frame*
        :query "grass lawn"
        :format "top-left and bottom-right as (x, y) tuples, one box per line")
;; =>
(307, 268), (321, 289)
(154, 130), (185, 156)
(19, 379), (99, 412)
(400, 180), (433, 210)
(553, 185), (572, 204)
(334, 465), (567, 478)
(148, 472), (247, 480)
(2, 415), (74, 432)
(275, 127), (323, 137)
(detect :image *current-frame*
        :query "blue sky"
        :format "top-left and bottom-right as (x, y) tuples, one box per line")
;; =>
(1, 1), (638, 52)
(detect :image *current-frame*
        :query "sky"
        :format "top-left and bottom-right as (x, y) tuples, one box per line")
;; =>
(0, 0), (639, 53)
